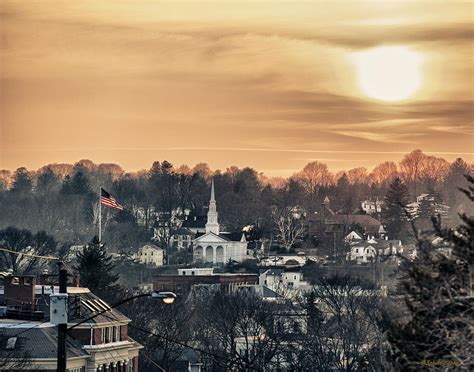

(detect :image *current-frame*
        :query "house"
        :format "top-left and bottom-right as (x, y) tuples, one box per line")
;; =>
(192, 180), (248, 264)
(314, 197), (386, 255)
(171, 227), (194, 250)
(346, 237), (402, 263)
(181, 214), (207, 235)
(0, 274), (142, 371)
(361, 198), (383, 215)
(134, 244), (164, 266)
(344, 231), (363, 243)
(406, 193), (430, 218)
(259, 268), (310, 297)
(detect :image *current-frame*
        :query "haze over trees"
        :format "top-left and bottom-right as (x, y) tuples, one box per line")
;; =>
(0, 150), (471, 253)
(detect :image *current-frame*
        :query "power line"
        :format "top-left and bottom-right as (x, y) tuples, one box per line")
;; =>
(139, 350), (166, 372)
(6, 318), (53, 339)
(0, 247), (59, 261)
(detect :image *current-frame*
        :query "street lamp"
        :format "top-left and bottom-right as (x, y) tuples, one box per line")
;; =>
(151, 291), (177, 304)
(66, 291), (178, 331)
(55, 289), (177, 372)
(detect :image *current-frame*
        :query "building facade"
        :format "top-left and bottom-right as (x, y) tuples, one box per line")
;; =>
(0, 274), (142, 372)
(193, 180), (248, 264)
(134, 244), (164, 266)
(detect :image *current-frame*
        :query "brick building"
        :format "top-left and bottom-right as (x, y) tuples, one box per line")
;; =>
(153, 272), (258, 296)
(0, 274), (142, 371)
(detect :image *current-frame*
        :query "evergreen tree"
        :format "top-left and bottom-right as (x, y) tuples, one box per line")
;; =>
(10, 167), (33, 195)
(61, 170), (92, 196)
(386, 175), (474, 369)
(36, 168), (61, 195)
(75, 236), (118, 295)
(383, 177), (410, 239)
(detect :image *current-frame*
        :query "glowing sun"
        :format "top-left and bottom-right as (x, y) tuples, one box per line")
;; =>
(352, 46), (424, 102)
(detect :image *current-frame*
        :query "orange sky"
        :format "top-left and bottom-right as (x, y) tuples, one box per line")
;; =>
(1, 0), (473, 176)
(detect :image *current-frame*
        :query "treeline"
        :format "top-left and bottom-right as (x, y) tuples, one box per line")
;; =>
(0, 150), (471, 249)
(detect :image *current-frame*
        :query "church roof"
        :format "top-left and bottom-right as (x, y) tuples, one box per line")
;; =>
(220, 232), (246, 242)
(194, 231), (245, 242)
(182, 216), (207, 229)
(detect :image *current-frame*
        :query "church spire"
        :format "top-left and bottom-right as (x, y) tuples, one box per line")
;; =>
(210, 177), (216, 202)
(206, 178), (219, 235)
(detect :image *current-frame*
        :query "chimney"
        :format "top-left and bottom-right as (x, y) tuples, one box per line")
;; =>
(4, 275), (36, 310)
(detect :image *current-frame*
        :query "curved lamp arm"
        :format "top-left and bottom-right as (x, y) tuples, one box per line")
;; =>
(67, 291), (177, 331)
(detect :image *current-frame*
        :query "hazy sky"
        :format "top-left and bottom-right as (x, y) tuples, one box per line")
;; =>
(1, 0), (473, 176)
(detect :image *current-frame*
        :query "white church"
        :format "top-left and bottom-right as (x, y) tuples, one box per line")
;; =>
(193, 180), (248, 265)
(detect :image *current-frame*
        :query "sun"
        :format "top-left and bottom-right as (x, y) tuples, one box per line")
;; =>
(352, 46), (424, 102)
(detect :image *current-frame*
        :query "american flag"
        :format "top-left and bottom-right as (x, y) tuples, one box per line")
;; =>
(100, 188), (124, 211)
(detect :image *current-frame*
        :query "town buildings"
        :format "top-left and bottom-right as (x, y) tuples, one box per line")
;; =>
(153, 268), (258, 296)
(192, 180), (248, 264)
(361, 198), (384, 215)
(346, 235), (403, 264)
(0, 274), (142, 371)
(133, 244), (164, 267)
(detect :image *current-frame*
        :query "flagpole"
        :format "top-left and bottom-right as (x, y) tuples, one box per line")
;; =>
(99, 186), (102, 243)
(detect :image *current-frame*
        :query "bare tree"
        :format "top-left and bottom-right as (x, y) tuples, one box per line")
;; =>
(284, 276), (389, 371)
(271, 206), (306, 252)
(0, 227), (57, 274)
(122, 296), (194, 371)
(369, 161), (398, 186)
(293, 161), (333, 199)
(400, 149), (428, 198)
(194, 289), (285, 371)
(346, 167), (369, 185)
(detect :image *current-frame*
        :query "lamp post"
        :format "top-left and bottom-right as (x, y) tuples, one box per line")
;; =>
(67, 291), (177, 331)
(53, 290), (177, 372)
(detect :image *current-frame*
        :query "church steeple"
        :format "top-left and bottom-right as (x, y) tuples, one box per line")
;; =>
(206, 179), (219, 235)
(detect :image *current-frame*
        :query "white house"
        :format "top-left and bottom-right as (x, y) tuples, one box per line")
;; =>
(346, 238), (402, 263)
(344, 231), (363, 243)
(193, 180), (248, 265)
(361, 199), (383, 214)
(259, 269), (310, 296)
(135, 244), (164, 266)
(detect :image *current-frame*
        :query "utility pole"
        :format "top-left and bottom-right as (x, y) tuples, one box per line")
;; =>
(57, 263), (68, 372)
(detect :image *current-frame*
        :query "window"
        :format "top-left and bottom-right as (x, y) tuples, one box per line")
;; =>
(191, 271), (195, 275)
(101, 327), (111, 343)
(5, 337), (17, 350)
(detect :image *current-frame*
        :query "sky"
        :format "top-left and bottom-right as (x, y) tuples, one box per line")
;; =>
(1, 0), (473, 176)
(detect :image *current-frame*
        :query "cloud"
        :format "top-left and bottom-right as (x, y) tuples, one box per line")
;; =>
(1, 0), (472, 173)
